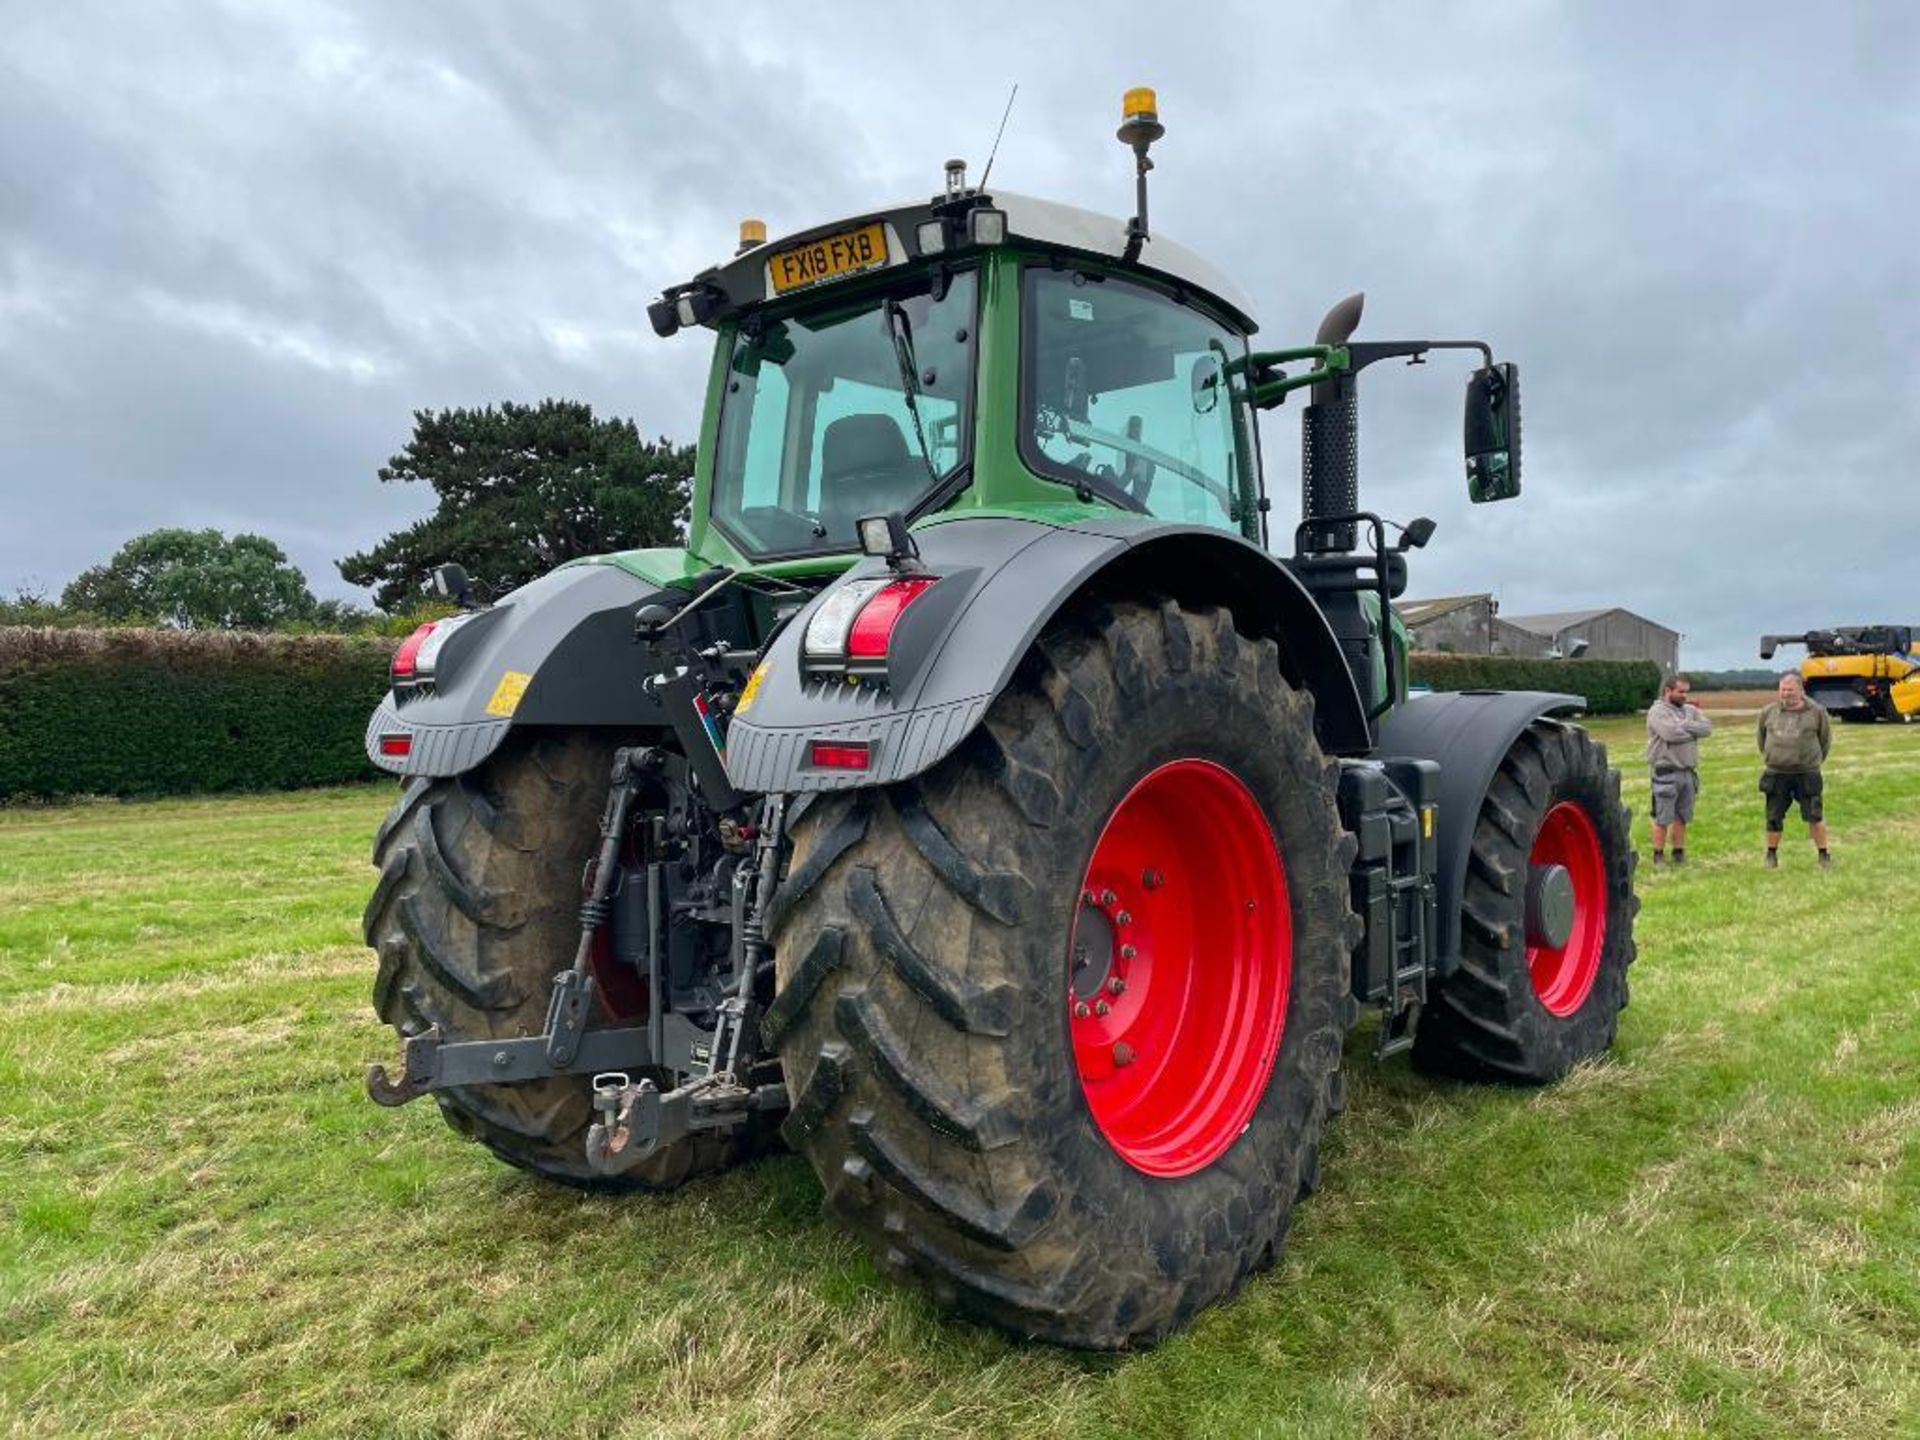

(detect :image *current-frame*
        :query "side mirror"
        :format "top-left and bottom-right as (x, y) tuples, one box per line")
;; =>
(1396, 516), (1438, 551)
(1464, 362), (1521, 503)
(1190, 353), (1222, 414)
(431, 563), (474, 607)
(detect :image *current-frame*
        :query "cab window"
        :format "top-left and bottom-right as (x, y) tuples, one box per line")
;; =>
(711, 270), (976, 557)
(1021, 267), (1249, 531)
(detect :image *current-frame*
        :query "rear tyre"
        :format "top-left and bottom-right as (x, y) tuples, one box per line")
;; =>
(1413, 718), (1637, 1083)
(767, 600), (1356, 1347)
(365, 730), (756, 1191)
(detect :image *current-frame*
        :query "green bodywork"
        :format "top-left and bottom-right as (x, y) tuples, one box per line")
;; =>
(578, 242), (1404, 691)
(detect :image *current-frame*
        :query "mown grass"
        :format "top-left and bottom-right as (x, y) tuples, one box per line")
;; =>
(2, 716), (1915, 1438)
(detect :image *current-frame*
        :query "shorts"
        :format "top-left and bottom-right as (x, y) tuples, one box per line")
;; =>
(1761, 769), (1823, 828)
(1650, 766), (1698, 825)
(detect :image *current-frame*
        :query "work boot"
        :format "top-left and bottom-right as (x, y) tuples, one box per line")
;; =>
(1651, 851), (1665, 867)
(1819, 850), (1832, 869)
(1764, 849), (1778, 869)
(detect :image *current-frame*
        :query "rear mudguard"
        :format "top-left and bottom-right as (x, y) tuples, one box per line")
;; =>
(725, 515), (1371, 794)
(364, 563), (674, 777)
(1373, 689), (1586, 976)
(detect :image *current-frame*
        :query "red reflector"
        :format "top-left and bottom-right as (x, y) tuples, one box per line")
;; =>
(391, 622), (438, 680)
(845, 577), (938, 659)
(809, 740), (871, 770)
(378, 733), (413, 758)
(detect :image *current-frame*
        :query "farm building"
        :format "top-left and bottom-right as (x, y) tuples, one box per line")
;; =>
(1395, 594), (1553, 658)
(1397, 596), (1682, 673)
(1503, 607), (1681, 674)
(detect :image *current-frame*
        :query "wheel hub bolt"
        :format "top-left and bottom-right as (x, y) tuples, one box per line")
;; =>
(1113, 1042), (1135, 1066)
(1100, 889), (1118, 906)
(1107, 977), (1127, 995)
(1094, 999), (1110, 1016)
(1119, 943), (1137, 960)
(1115, 910), (1132, 927)
(1142, 869), (1164, 889)
(1073, 1001), (1091, 1019)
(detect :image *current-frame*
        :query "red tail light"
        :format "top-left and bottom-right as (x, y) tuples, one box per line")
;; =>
(391, 622), (438, 681)
(844, 578), (938, 659)
(809, 740), (871, 770)
(378, 733), (413, 758)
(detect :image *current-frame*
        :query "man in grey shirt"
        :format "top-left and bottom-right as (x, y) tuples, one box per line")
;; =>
(1645, 674), (1713, 866)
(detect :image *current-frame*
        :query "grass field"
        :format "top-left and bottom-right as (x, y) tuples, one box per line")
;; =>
(3, 715), (1916, 1438)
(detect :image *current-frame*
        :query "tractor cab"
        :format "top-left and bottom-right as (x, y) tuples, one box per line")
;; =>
(643, 118), (1266, 577)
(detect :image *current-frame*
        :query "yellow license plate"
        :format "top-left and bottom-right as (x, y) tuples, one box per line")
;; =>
(768, 221), (889, 294)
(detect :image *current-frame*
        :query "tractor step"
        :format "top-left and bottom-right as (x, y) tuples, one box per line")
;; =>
(1373, 964), (1427, 1058)
(1339, 759), (1439, 1061)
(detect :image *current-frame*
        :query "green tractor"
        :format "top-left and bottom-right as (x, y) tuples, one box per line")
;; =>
(364, 91), (1638, 1347)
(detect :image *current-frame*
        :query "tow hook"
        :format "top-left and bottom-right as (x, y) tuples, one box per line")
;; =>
(586, 1074), (683, 1173)
(584, 1070), (782, 1176)
(585, 1072), (653, 1170)
(365, 1029), (441, 1107)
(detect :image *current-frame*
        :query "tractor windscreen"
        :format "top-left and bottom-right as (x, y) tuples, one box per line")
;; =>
(1021, 267), (1248, 531)
(711, 269), (976, 558)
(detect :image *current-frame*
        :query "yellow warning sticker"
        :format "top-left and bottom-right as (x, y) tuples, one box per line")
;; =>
(736, 661), (771, 715)
(485, 670), (533, 718)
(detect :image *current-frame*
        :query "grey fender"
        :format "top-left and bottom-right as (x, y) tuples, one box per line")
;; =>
(364, 562), (672, 777)
(1373, 689), (1586, 975)
(725, 516), (1371, 794)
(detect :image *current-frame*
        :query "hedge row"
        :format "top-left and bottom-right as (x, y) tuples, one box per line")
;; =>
(0, 626), (1662, 801)
(0, 628), (397, 800)
(1409, 651), (1661, 715)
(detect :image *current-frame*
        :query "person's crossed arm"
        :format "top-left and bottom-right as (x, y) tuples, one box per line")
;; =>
(1649, 703), (1713, 743)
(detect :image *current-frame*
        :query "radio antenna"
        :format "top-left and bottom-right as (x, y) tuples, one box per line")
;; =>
(976, 83), (1019, 191)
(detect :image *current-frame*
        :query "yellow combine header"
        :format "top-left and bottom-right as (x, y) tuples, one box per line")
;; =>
(1760, 625), (1920, 722)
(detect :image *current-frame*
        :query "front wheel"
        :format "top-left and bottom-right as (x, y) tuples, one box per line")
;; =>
(1414, 718), (1638, 1083)
(767, 600), (1356, 1347)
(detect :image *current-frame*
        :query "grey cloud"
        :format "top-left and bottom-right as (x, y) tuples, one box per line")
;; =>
(2, 1), (1915, 666)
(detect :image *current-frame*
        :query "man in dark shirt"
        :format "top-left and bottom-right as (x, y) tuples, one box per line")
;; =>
(1757, 673), (1834, 868)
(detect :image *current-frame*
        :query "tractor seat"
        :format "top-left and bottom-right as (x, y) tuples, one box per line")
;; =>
(819, 413), (921, 536)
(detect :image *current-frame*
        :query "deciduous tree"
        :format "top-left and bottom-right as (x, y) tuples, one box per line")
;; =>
(61, 530), (316, 630)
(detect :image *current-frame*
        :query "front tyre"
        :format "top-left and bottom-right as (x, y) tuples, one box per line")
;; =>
(1413, 718), (1638, 1083)
(767, 600), (1356, 1347)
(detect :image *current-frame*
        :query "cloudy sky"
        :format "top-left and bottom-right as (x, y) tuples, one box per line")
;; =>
(3, 2), (1914, 666)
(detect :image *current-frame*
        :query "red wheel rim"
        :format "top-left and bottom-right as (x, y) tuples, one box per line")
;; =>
(1527, 800), (1607, 1017)
(1068, 759), (1292, 1178)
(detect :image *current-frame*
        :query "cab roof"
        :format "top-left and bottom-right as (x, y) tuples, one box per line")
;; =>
(672, 188), (1259, 335)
